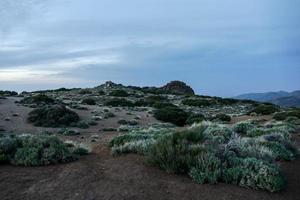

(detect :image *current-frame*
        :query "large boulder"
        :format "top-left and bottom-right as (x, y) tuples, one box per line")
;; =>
(161, 81), (195, 95)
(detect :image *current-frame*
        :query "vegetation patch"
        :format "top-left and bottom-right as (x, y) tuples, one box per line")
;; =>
(104, 98), (134, 107)
(109, 121), (297, 192)
(182, 98), (215, 107)
(28, 105), (79, 127)
(81, 98), (96, 105)
(0, 134), (77, 166)
(249, 104), (280, 115)
(154, 106), (189, 126)
(20, 94), (56, 105)
(109, 89), (129, 97)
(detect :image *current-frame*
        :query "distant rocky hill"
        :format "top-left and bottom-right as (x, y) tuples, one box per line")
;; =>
(235, 90), (300, 108)
(161, 81), (195, 95)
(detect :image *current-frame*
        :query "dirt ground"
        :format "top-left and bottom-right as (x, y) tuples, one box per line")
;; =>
(0, 98), (299, 200)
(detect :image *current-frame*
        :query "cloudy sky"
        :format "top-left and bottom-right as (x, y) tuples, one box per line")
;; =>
(0, 0), (299, 96)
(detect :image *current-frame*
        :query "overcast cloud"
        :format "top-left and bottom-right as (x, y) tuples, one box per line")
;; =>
(0, 0), (299, 96)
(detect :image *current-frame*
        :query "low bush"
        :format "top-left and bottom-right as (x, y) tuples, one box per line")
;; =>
(0, 90), (18, 96)
(20, 94), (55, 105)
(182, 98), (215, 107)
(81, 98), (96, 105)
(232, 121), (255, 135)
(72, 147), (89, 155)
(214, 113), (231, 122)
(273, 110), (300, 121)
(223, 157), (286, 192)
(109, 121), (296, 192)
(104, 98), (134, 107)
(28, 105), (79, 127)
(0, 135), (76, 166)
(154, 106), (189, 126)
(189, 153), (221, 184)
(249, 104), (280, 115)
(186, 114), (205, 125)
(109, 89), (129, 97)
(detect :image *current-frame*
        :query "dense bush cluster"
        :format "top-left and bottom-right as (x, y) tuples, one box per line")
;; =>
(109, 120), (298, 192)
(109, 89), (129, 97)
(81, 98), (96, 105)
(28, 105), (79, 127)
(182, 98), (215, 107)
(0, 90), (18, 96)
(273, 109), (300, 121)
(154, 106), (189, 126)
(20, 94), (56, 105)
(0, 134), (76, 166)
(104, 98), (134, 107)
(214, 113), (231, 122)
(249, 104), (280, 115)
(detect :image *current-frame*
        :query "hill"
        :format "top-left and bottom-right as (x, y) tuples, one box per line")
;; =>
(235, 90), (300, 107)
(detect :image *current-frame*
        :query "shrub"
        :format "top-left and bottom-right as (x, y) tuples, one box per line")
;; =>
(0, 90), (18, 96)
(186, 114), (205, 125)
(232, 121), (255, 135)
(104, 98), (134, 107)
(182, 98), (214, 107)
(58, 128), (80, 136)
(153, 102), (177, 109)
(72, 147), (89, 155)
(20, 94), (55, 105)
(249, 104), (280, 115)
(227, 157), (286, 192)
(214, 113), (231, 122)
(79, 89), (92, 94)
(82, 98), (96, 105)
(154, 107), (189, 126)
(189, 153), (221, 184)
(75, 121), (90, 129)
(0, 135), (75, 166)
(109, 90), (129, 97)
(146, 130), (206, 173)
(104, 112), (116, 118)
(273, 110), (300, 121)
(28, 105), (79, 127)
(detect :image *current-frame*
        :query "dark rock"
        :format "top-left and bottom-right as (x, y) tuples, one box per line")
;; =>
(161, 81), (195, 95)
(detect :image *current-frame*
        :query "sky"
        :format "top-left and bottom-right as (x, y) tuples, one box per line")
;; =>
(0, 0), (299, 97)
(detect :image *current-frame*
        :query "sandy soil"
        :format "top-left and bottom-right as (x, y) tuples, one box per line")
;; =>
(0, 97), (299, 200)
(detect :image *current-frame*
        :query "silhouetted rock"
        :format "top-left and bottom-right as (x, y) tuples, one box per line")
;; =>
(161, 81), (195, 95)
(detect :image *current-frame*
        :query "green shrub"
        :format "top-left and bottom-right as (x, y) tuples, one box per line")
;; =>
(263, 142), (295, 161)
(214, 113), (231, 122)
(72, 147), (89, 155)
(28, 105), (79, 127)
(79, 89), (92, 94)
(273, 110), (300, 121)
(182, 98), (214, 107)
(104, 98), (134, 107)
(189, 153), (221, 184)
(104, 112), (116, 118)
(234, 158), (285, 192)
(58, 128), (80, 136)
(249, 104), (280, 115)
(186, 114), (205, 125)
(20, 94), (55, 105)
(0, 135), (75, 166)
(109, 90), (129, 97)
(154, 107), (189, 126)
(153, 102), (177, 109)
(82, 98), (96, 105)
(232, 121), (255, 135)
(75, 121), (90, 129)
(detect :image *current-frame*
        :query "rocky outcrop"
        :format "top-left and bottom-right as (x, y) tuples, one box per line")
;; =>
(161, 81), (195, 95)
